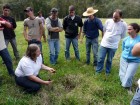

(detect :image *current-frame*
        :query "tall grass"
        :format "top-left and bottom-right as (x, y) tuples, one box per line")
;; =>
(0, 19), (140, 105)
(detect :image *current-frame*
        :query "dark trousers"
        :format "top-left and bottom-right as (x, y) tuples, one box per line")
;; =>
(15, 76), (41, 93)
(0, 48), (14, 75)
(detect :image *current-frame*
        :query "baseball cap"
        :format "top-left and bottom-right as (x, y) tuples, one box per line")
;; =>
(50, 8), (58, 13)
(24, 7), (33, 12)
(69, 5), (75, 11)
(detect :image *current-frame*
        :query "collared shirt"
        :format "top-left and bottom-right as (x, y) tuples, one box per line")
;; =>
(63, 15), (83, 38)
(15, 54), (42, 77)
(83, 17), (103, 39)
(101, 19), (127, 49)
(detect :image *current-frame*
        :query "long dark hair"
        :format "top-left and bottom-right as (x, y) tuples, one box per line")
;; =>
(25, 44), (39, 60)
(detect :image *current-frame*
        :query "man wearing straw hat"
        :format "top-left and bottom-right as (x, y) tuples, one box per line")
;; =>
(96, 9), (127, 75)
(81, 7), (103, 68)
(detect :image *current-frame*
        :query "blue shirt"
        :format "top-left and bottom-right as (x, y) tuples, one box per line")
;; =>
(83, 17), (103, 39)
(122, 35), (140, 63)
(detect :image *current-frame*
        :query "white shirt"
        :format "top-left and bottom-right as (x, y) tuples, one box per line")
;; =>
(101, 19), (127, 49)
(71, 15), (75, 20)
(138, 79), (140, 88)
(0, 31), (6, 51)
(15, 54), (42, 77)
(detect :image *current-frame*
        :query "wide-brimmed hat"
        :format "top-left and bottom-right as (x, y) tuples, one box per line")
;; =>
(83, 7), (98, 16)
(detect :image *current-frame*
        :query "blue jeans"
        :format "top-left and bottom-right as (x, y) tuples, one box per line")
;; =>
(5, 38), (19, 59)
(65, 37), (80, 60)
(96, 46), (117, 74)
(48, 39), (60, 64)
(0, 48), (14, 75)
(86, 37), (98, 66)
(130, 88), (140, 105)
(119, 57), (139, 87)
(28, 39), (42, 52)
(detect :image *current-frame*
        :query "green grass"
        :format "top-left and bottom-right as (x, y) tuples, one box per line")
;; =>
(0, 19), (140, 105)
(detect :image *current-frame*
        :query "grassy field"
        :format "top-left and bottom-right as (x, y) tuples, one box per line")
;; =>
(0, 19), (140, 105)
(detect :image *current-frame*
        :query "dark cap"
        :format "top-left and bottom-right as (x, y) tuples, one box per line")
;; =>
(51, 8), (58, 13)
(69, 5), (75, 11)
(24, 7), (33, 12)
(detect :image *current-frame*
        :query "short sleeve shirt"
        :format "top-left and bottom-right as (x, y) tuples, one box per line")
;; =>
(24, 17), (42, 39)
(15, 54), (42, 77)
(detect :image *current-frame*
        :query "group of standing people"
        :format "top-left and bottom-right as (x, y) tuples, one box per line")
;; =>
(0, 4), (140, 104)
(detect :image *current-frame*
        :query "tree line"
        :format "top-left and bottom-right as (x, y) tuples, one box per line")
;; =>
(0, 0), (140, 21)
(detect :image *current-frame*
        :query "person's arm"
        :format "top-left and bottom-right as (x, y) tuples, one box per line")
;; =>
(0, 20), (12, 28)
(12, 18), (17, 29)
(122, 40), (125, 51)
(46, 17), (60, 32)
(77, 26), (82, 39)
(77, 17), (83, 39)
(62, 17), (67, 31)
(41, 64), (55, 73)
(28, 75), (52, 85)
(21, 57), (52, 85)
(54, 19), (63, 32)
(97, 19), (104, 37)
(42, 17), (45, 25)
(39, 23), (43, 41)
(132, 42), (140, 56)
(80, 20), (87, 43)
(102, 19), (109, 37)
(80, 32), (85, 44)
(23, 25), (30, 41)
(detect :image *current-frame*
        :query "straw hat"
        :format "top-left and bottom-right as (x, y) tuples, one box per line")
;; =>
(83, 7), (98, 16)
